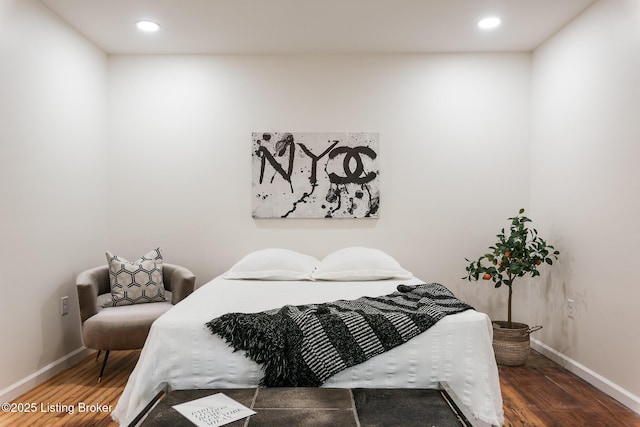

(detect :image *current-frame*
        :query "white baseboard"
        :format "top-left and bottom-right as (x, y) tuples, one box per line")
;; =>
(0, 347), (93, 404)
(530, 338), (640, 416)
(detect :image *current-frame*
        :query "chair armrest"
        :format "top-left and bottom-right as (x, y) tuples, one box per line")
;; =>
(164, 263), (196, 304)
(76, 266), (108, 323)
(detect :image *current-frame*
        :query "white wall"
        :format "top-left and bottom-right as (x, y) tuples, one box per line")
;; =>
(527, 0), (640, 401)
(0, 0), (108, 392)
(107, 53), (531, 319)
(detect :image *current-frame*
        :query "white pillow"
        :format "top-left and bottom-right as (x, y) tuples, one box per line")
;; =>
(312, 247), (413, 281)
(223, 248), (319, 281)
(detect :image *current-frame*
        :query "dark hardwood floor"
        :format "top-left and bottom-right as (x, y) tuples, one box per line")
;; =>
(1, 349), (638, 426)
(499, 351), (640, 426)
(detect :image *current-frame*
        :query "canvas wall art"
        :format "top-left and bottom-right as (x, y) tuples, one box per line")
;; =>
(252, 132), (380, 218)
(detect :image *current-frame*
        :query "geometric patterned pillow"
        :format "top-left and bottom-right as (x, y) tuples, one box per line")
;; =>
(105, 248), (166, 306)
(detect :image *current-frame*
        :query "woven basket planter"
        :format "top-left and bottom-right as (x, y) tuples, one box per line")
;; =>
(492, 321), (542, 366)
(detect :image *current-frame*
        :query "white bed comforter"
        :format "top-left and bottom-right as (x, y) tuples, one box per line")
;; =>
(112, 277), (504, 426)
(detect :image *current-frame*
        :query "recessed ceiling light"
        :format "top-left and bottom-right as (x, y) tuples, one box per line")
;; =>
(136, 20), (160, 32)
(478, 16), (501, 30)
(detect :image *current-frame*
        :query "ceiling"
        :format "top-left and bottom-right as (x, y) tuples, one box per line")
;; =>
(39, 0), (597, 55)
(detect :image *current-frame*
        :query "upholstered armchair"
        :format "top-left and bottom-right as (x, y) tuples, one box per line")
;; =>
(76, 263), (196, 382)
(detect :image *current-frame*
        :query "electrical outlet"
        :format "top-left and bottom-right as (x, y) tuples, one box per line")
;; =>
(61, 296), (69, 316)
(567, 299), (575, 319)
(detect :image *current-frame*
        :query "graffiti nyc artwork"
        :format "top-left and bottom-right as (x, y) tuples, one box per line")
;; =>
(252, 132), (380, 218)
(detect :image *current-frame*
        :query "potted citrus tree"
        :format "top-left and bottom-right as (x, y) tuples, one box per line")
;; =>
(464, 208), (559, 366)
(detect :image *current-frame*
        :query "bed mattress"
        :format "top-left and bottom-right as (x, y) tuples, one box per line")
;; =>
(112, 276), (504, 426)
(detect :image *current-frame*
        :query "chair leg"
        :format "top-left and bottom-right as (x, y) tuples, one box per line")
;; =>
(95, 350), (101, 361)
(98, 350), (110, 383)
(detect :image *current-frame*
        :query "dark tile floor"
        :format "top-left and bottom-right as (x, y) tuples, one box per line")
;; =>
(140, 387), (469, 426)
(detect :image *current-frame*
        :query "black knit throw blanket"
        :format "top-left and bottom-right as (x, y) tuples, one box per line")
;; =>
(205, 283), (472, 387)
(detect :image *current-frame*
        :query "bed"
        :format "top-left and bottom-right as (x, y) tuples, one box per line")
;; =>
(111, 248), (504, 426)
